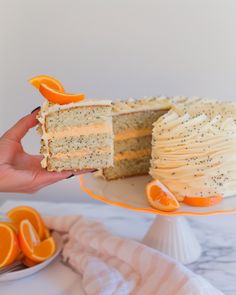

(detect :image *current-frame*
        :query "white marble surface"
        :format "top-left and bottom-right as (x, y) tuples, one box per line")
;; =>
(0, 200), (235, 295)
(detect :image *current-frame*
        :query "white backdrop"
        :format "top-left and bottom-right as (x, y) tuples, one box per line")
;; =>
(1, 0), (236, 202)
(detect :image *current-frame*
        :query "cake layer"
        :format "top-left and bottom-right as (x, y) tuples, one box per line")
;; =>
(47, 134), (112, 155)
(115, 149), (151, 161)
(47, 150), (113, 171)
(103, 157), (150, 180)
(115, 128), (151, 141)
(44, 124), (112, 139)
(115, 136), (152, 153)
(113, 109), (168, 133)
(44, 106), (112, 132)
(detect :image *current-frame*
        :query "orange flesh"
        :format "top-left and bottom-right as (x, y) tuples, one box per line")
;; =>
(19, 220), (40, 257)
(183, 195), (223, 207)
(39, 83), (85, 105)
(28, 237), (56, 262)
(7, 206), (46, 240)
(0, 224), (19, 267)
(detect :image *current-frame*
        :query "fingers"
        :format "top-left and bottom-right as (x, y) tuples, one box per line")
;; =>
(2, 109), (40, 142)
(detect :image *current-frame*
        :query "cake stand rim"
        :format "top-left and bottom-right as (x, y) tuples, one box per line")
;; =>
(79, 175), (236, 217)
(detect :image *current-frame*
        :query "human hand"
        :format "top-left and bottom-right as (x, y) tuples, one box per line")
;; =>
(0, 108), (90, 193)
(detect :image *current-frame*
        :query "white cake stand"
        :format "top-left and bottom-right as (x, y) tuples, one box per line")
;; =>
(78, 174), (236, 264)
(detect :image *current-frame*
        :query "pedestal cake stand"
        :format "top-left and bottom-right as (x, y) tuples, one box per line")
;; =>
(78, 174), (236, 264)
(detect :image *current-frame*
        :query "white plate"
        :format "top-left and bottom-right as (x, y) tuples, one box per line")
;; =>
(0, 232), (63, 282)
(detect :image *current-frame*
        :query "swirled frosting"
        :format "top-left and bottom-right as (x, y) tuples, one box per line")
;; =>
(150, 100), (236, 200)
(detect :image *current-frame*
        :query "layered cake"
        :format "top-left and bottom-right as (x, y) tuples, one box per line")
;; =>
(37, 100), (114, 171)
(150, 100), (236, 201)
(101, 97), (173, 180)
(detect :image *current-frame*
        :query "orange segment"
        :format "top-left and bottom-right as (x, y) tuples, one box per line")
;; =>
(18, 219), (40, 258)
(0, 221), (18, 233)
(146, 179), (180, 212)
(183, 195), (223, 207)
(39, 83), (85, 105)
(27, 237), (56, 262)
(23, 256), (39, 267)
(0, 223), (20, 268)
(29, 75), (64, 92)
(43, 227), (51, 239)
(7, 206), (46, 240)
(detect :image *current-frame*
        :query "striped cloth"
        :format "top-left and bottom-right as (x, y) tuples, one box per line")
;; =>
(44, 215), (222, 295)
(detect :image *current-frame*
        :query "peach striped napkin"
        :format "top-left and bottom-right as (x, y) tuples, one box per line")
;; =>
(44, 215), (222, 295)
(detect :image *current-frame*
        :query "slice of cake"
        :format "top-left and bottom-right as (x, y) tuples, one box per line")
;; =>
(102, 97), (172, 180)
(37, 100), (114, 171)
(150, 99), (236, 200)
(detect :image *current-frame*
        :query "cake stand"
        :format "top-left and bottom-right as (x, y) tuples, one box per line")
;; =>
(78, 174), (236, 264)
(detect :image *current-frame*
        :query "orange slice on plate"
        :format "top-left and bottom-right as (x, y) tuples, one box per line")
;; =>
(29, 75), (64, 92)
(18, 219), (40, 258)
(27, 237), (56, 263)
(183, 195), (223, 207)
(0, 223), (20, 268)
(7, 206), (46, 240)
(22, 256), (39, 267)
(39, 83), (85, 105)
(146, 179), (180, 212)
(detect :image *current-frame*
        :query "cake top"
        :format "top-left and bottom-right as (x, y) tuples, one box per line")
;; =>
(39, 100), (112, 115)
(112, 97), (172, 114)
(151, 99), (236, 199)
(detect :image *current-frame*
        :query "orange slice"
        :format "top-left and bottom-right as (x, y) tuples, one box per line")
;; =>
(7, 206), (46, 240)
(0, 221), (18, 233)
(22, 256), (39, 267)
(183, 195), (223, 207)
(0, 223), (20, 268)
(43, 227), (51, 239)
(27, 237), (56, 262)
(18, 219), (40, 258)
(146, 179), (180, 212)
(39, 83), (85, 105)
(29, 75), (64, 92)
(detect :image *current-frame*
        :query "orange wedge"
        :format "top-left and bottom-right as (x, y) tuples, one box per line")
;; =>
(27, 237), (56, 263)
(39, 83), (85, 105)
(7, 206), (46, 240)
(0, 221), (18, 233)
(18, 219), (40, 258)
(29, 75), (64, 92)
(22, 256), (39, 267)
(146, 179), (180, 212)
(0, 223), (20, 268)
(43, 227), (51, 239)
(183, 195), (223, 207)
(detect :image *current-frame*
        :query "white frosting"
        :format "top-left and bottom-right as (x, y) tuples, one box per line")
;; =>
(150, 100), (236, 200)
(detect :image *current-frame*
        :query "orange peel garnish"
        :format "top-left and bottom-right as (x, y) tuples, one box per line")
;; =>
(29, 75), (64, 92)
(183, 195), (223, 207)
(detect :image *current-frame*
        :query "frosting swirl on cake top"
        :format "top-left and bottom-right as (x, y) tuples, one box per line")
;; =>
(150, 100), (236, 200)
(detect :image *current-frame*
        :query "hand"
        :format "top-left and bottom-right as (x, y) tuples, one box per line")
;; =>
(0, 109), (90, 193)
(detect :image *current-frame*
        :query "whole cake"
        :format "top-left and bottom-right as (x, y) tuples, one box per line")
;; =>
(37, 100), (114, 171)
(102, 97), (172, 180)
(150, 99), (236, 201)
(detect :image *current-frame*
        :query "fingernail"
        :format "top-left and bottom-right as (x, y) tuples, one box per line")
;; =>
(66, 174), (74, 179)
(31, 106), (41, 114)
(91, 169), (98, 173)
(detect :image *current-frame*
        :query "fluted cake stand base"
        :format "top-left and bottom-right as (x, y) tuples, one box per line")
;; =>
(143, 215), (202, 264)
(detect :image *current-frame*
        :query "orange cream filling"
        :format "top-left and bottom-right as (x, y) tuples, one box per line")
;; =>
(52, 147), (112, 159)
(115, 128), (151, 141)
(115, 149), (151, 161)
(46, 124), (112, 139)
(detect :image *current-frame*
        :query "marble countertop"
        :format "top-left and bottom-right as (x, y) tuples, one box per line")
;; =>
(0, 200), (235, 295)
